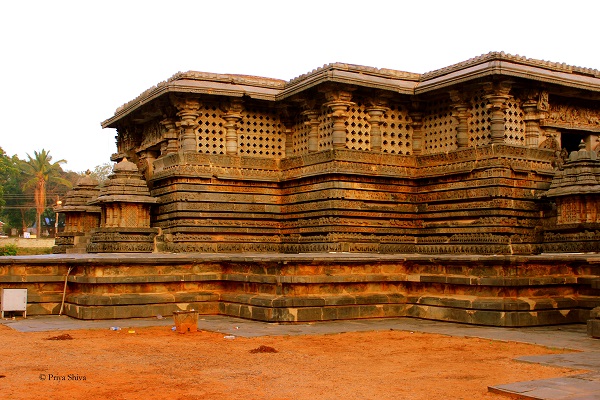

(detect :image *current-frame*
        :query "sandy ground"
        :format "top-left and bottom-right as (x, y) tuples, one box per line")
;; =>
(0, 324), (582, 400)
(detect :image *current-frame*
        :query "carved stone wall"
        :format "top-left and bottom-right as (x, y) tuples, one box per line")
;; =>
(100, 54), (600, 255)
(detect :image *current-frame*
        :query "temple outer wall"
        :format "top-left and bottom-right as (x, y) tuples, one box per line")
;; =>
(1, 253), (598, 326)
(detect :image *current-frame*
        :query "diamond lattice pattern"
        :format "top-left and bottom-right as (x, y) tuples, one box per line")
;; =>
(468, 90), (491, 147)
(345, 103), (370, 151)
(381, 104), (412, 155)
(422, 98), (457, 154)
(318, 110), (334, 151)
(504, 98), (525, 146)
(195, 105), (226, 155)
(238, 107), (284, 158)
(292, 113), (310, 155)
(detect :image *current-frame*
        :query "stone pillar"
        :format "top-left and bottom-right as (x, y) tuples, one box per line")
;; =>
(409, 100), (423, 155)
(366, 103), (388, 153)
(484, 82), (512, 145)
(223, 99), (243, 156)
(303, 110), (320, 152)
(138, 150), (158, 180)
(522, 90), (548, 148)
(323, 88), (354, 149)
(172, 96), (201, 153)
(450, 91), (470, 148)
(160, 117), (179, 155)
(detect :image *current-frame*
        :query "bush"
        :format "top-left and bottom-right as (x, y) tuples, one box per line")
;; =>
(0, 244), (18, 256)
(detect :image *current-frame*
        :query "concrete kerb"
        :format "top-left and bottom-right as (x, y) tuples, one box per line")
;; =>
(2, 315), (599, 399)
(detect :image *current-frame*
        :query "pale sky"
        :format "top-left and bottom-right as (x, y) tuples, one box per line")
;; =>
(1, 0), (599, 172)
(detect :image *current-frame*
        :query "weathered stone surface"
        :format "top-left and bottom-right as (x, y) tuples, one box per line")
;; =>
(92, 52), (600, 256)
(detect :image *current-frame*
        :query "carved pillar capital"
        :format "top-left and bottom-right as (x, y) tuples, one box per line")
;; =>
(159, 117), (179, 155)
(320, 86), (355, 149)
(223, 98), (244, 156)
(172, 95), (201, 152)
(521, 90), (548, 148)
(365, 105), (388, 153)
(302, 109), (320, 153)
(449, 90), (471, 148)
(483, 81), (513, 144)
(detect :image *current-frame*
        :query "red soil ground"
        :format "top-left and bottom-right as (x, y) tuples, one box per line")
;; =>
(0, 325), (582, 399)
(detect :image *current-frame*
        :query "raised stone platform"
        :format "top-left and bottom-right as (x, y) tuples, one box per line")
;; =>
(0, 252), (598, 326)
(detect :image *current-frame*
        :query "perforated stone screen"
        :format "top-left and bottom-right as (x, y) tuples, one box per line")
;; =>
(381, 104), (412, 155)
(195, 105), (226, 155)
(345, 103), (370, 151)
(292, 113), (310, 155)
(318, 111), (334, 150)
(468, 90), (491, 147)
(422, 98), (457, 154)
(504, 98), (525, 146)
(238, 107), (285, 158)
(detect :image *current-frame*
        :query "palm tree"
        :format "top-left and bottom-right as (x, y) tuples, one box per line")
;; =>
(20, 150), (72, 236)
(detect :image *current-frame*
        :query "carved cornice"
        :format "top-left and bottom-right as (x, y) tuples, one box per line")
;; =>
(102, 52), (600, 129)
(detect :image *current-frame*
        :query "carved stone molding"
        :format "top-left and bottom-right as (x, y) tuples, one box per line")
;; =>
(172, 95), (202, 152)
(483, 81), (512, 144)
(365, 97), (389, 153)
(321, 86), (356, 149)
(223, 99), (244, 155)
(449, 91), (470, 148)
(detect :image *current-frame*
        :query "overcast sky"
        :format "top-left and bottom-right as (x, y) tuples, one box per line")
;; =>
(1, 0), (599, 172)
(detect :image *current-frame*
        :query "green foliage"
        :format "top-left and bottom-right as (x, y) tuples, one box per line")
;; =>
(0, 244), (17, 256)
(19, 149), (72, 236)
(0, 147), (78, 235)
(88, 162), (113, 185)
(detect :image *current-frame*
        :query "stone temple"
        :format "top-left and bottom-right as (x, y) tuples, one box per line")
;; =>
(2, 52), (600, 335)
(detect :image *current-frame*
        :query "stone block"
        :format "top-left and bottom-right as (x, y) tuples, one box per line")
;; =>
(296, 307), (323, 322)
(586, 319), (600, 338)
(335, 306), (359, 320)
(358, 305), (384, 318)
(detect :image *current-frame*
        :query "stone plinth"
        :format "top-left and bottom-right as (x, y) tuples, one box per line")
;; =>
(2, 253), (598, 326)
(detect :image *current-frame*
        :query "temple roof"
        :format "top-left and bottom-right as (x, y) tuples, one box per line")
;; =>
(546, 142), (600, 198)
(90, 158), (157, 205)
(55, 171), (101, 213)
(102, 52), (600, 129)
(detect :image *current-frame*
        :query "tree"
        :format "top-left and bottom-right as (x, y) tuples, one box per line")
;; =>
(20, 150), (72, 236)
(89, 162), (114, 185)
(0, 147), (27, 233)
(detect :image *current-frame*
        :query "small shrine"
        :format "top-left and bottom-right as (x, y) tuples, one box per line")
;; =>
(544, 141), (600, 252)
(86, 158), (158, 253)
(52, 171), (101, 254)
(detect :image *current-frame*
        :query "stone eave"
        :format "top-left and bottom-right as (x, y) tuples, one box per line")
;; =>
(101, 79), (282, 128)
(277, 63), (419, 99)
(417, 52), (600, 94)
(102, 53), (600, 129)
(417, 60), (600, 94)
(89, 195), (158, 205)
(56, 205), (102, 213)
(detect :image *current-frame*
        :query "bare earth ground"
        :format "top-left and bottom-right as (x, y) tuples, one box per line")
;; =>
(0, 324), (583, 400)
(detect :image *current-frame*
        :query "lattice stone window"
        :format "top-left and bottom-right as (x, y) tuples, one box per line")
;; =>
(381, 104), (412, 155)
(195, 105), (226, 155)
(292, 113), (310, 155)
(504, 98), (525, 146)
(318, 111), (334, 150)
(345, 103), (370, 151)
(238, 107), (284, 158)
(422, 98), (457, 154)
(468, 90), (491, 147)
